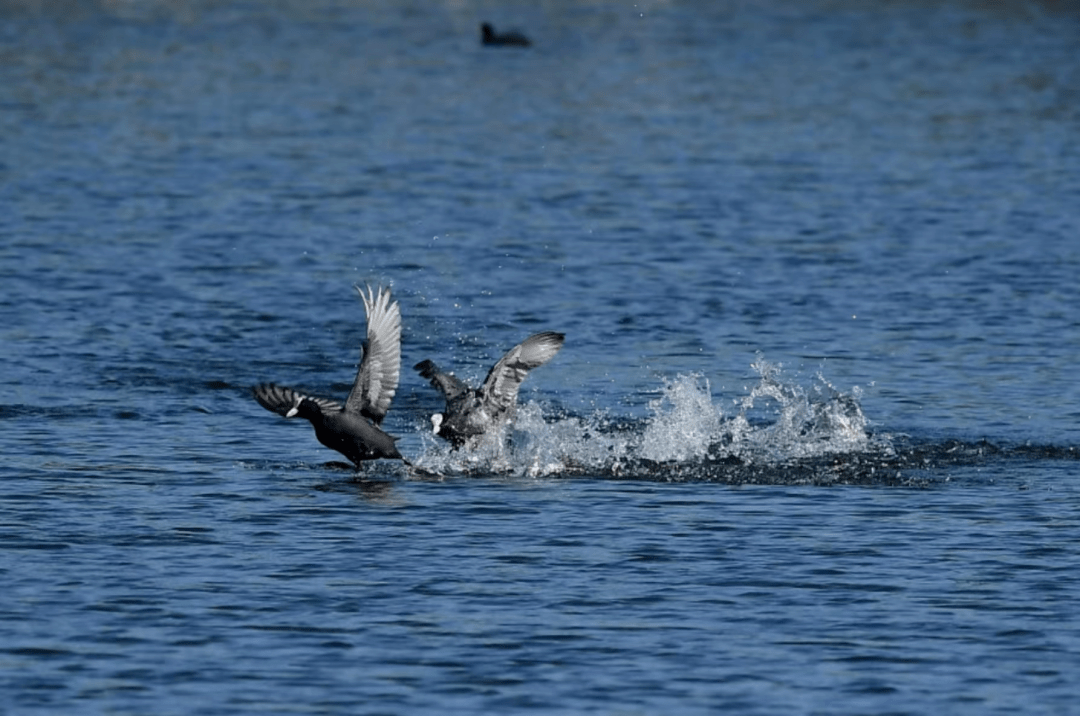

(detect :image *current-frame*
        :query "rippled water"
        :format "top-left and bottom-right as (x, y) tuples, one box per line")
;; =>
(2, 0), (1080, 713)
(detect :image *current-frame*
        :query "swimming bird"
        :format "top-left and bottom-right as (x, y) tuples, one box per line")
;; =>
(253, 285), (407, 468)
(481, 22), (532, 47)
(414, 331), (565, 447)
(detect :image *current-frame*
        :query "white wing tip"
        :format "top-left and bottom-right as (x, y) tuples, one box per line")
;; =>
(355, 283), (380, 310)
(356, 284), (399, 326)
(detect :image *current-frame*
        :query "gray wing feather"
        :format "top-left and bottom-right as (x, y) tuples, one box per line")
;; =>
(345, 285), (402, 424)
(480, 331), (565, 412)
(253, 383), (343, 416)
(414, 359), (470, 404)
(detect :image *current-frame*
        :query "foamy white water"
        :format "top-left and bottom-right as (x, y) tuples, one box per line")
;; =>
(412, 359), (884, 482)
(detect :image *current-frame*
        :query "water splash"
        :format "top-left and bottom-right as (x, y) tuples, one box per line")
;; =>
(726, 357), (873, 462)
(638, 374), (723, 463)
(412, 402), (632, 478)
(411, 357), (885, 482)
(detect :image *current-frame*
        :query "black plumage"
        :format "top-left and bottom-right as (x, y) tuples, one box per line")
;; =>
(253, 285), (406, 467)
(481, 22), (531, 47)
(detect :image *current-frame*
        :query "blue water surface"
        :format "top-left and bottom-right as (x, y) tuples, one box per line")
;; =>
(2, 1), (1080, 713)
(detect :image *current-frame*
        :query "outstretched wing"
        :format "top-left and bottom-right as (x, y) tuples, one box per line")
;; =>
(414, 359), (470, 405)
(344, 285), (402, 424)
(253, 383), (342, 417)
(479, 331), (565, 413)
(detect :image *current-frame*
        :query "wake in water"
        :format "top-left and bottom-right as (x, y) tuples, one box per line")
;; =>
(407, 356), (1079, 485)
(409, 358), (927, 485)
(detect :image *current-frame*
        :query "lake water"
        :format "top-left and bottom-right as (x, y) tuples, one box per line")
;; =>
(2, 0), (1079, 713)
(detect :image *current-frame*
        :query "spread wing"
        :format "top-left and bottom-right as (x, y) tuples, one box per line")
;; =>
(253, 383), (342, 417)
(344, 285), (402, 424)
(479, 331), (564, 413)
(414, 359), (470, 405)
